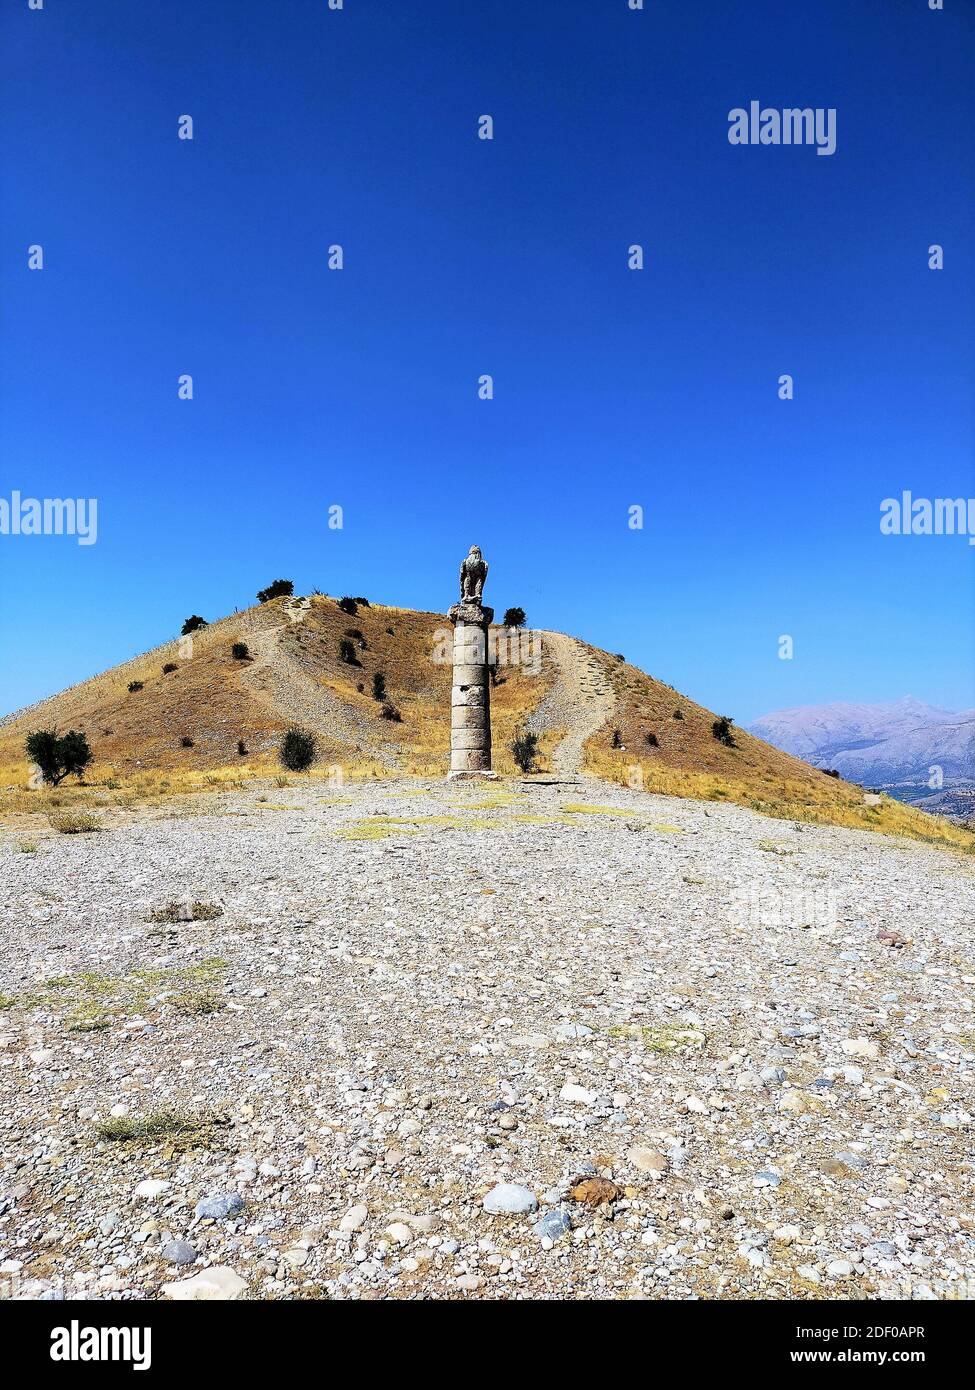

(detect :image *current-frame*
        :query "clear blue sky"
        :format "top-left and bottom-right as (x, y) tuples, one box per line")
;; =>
(2, 0), (973, 724)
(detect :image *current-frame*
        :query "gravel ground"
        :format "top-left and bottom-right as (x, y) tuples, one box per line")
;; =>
(1, 778), (974, 1301)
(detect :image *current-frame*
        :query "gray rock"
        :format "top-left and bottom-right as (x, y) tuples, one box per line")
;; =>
(534, 1207), (572, 1242)
(161, 1239), (197, 1265)
(194, 1193), (244, 1221)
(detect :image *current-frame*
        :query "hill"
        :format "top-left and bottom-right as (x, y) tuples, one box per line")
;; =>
(1, 594), (972, 853)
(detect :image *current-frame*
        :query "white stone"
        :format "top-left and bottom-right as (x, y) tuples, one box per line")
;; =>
(559, 1083), (595, 1106)
(134, 1179), (170, 1200)
(339, 1204), (367, 1232)
(162, 1266), (247, 1300)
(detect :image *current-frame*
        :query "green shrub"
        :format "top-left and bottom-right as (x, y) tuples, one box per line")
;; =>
(711, 716), (736, 747)
(337, 597), (358, 615)
(128, 681), (144, 693)
(502, 607), (526, 628)
(257, 579), (293, 603)
(25, 728), (93, 786)
(645, 732), (659, 747)
(339, 638), (359, 665)
(371, 671), (387, 701)
(237, 740), (247, 756)
(672, 708), (684, 720)
(379, 702), (402, 722)
(280, 727), (317, 772)
(511, 729), (539, 773)
(231, 642), (250, 661)
(180, 736), (194, 748)
(162, 662), (178, 674)
(611, 728), (623, 749)
(181, 615), (208, 635)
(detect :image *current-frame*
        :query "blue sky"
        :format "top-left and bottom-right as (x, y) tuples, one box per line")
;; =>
(1, 0), (973, 724)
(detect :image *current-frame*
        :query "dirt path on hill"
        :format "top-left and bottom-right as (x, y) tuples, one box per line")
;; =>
(528, 631), (617, 777)
(239, 614), (401, 770)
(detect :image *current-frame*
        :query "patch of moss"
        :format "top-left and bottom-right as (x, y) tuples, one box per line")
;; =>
(606, 1023), (706, 1054)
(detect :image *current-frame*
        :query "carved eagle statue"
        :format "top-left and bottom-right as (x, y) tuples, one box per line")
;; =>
(459, 545), (488, 603)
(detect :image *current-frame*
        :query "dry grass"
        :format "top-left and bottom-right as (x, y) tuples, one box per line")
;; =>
(586, 748), (975, 856)
(47, 809), (100, 834)
(95, 1109), (227, 1146)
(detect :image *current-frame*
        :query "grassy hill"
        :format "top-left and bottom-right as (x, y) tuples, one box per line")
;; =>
(1, 592), (972, 855)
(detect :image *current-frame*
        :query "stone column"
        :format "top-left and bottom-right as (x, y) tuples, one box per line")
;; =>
(447, 600), (497, 779)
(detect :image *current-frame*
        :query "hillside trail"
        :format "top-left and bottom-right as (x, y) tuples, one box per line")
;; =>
(529, 632), (617, 779)
(239, 608), (402, 770)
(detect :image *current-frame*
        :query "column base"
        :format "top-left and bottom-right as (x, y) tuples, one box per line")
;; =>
(446, 770), (499, 782)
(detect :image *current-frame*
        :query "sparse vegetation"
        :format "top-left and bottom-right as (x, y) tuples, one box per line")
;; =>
(503, 607), (526, 628)
(231, 641), (250, 661)
(162, 662), (178, 674)
(645, 732), (659, 747)
(48, 809), (99, 834)
(512, 729), (539, 773)
(180, 736), (194, 748)
(673, 708), (684, 720)
(25, 728), (93, 786)
(148, 900), (223, 923)
(337, 597), (358, 615)
(380, 701), (402, 722)
(371, 671), (387, 701)
(181, 615), (208, 635)
(95, 1109), (223, 1145)
(128, 680), (143, 693)
(280, 727), (317, 772)
(353, 596), (370, 607)
(611, 728), (623, 749)
(339, 638), (360, 666)
(237, 740), (247, 756)
(171, 988), (225, 1016)
(257, 578), (294, 603)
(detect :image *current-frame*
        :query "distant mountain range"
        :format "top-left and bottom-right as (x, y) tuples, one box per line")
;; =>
(749, 697), (975, 822)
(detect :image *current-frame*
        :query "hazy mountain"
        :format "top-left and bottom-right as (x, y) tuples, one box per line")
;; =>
(749, 697), (975, 818)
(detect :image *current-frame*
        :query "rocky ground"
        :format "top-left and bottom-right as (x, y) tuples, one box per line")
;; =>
(1, 777), (973, 1301)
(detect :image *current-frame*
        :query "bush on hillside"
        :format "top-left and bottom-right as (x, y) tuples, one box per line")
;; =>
(511, 729), (539, 774)
(257, 579), (294, 603)
(128, 681), (144, 693)
(339, 638), (360, 666)
(672, 708), (684, 720)
(502, 607), (526, 628)
(337, 597), (358, 615)
(371, 671), (387, 701)
(280, 727), (317, 772)
(180, 736), (194, 748)
(353, 597), (370, 608)
(231, 642), (250, 661)
(25, 728), (93, 786)
(379, 702), (402, 722)
(611, 728), (623, 749)
(712, 716), (736, 747)
(237, 740), (247, 756)
(162, 662), (178, 674)
(181, 615), (208, 636)
(645, 732), (659, 747)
